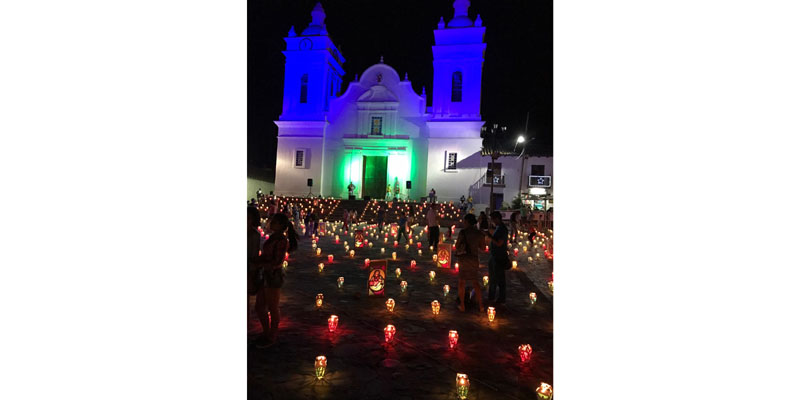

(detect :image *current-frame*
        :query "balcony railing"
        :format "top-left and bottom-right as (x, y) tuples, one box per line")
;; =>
(484, 175), (505, 186)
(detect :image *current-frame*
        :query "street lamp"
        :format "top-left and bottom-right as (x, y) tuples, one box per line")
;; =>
(516, 135), (525, 144)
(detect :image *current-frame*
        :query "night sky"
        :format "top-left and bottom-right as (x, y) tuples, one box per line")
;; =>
(248, 0), (552, 169)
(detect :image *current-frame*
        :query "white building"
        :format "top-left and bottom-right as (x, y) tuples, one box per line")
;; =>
(272, 1), (552, 208)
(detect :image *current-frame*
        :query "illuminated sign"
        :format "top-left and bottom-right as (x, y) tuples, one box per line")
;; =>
(368, 260), (387, 296)
(528, 175), (552, 188)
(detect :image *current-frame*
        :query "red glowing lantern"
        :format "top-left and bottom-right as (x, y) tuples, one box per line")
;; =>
(448, 330), (459, 349)
(384, 324), (396, 343)
(327, 254), (334, 263)
(385, 298), (395, 312)
(487, 306), (496, 322)
(518, 343), (532, 362)
(514, 248), (519, 256)
(364, 258), (370, 267)
(328, 315), (339, 332)
(355, 229), (364, 247)
(417, 242), (422, 249)
(284, 252), (289, 261)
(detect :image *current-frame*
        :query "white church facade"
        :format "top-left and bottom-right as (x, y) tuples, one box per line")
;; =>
(273, 1), (552, 206)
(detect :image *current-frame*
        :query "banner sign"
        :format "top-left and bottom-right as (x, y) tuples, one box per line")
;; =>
(368, 260), (387, 296)
(437, 243), (452, 269)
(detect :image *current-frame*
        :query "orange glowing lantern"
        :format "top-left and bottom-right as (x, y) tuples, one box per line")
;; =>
(535, 382), (553, 399)
(316, 293), (324, 308)
(456, 373), (470, 400)
(349, 249), (355, 258)
(448, 330), (459, 349)
(529, 292), (537, 304)
(418, 249), (422, 256)
(432, 254), (438, 263)
(429, 270), (436, 282)
(482, 275), (489, 286)
(487, 306), (496, 322)
(384, 324), (396, 343)
(318, 263), (324, 272)
(316, 248), (322, 256)
(282, 260), (288, 269)
(512, 260), (518, 269)
(518, 343), (532, 362)
(392, 252), (397, 260)
(443, 284), (450, 297)
(327, 254), (334, 263)
(328, 315), (339, 332)
(395, 268), (401, 278)
(400, 280), (407, 293)
(315, 355), (327, 379)
(431, 300), (441, 315)
(548, 280), (554, 292)
(385, 298), (395, 312)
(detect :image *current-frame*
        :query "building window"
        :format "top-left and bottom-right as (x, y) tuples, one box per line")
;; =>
(300, 74), (308, 103)
(530, 164), (545, 176)
(294, 149), (306, 168)
(451, 71), (462, 102)
(371, 116), (383, 135)
(446, 152), (458, 170)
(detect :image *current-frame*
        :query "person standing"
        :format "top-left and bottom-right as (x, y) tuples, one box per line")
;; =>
(426, 204), (440, 250)
(509, 211), (520, 242)
(478, 211), (489, 231)
(428, 188), (436, 203)
(455, 213), (484, 312)
(347, 182), (355, 198)
(343, 208), (350, 232)
(396, 211), (409, 244)
(484, 211), (510, 304)
(377, 206), (385, 232)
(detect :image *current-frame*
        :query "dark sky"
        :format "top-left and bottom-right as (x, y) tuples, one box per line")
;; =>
(248, 0), (552, 169)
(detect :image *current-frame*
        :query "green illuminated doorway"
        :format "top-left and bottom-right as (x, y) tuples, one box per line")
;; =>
(362, 156), (387, 199)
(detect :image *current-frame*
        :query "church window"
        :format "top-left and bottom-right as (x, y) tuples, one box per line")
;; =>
(446, 152), (458, 170)
(451, 71), (462, 102)
(371, 116), (383, 135)
(300, 74), (308, 103)
(530, 164), (545, 176)
(294, 150), (306, 167)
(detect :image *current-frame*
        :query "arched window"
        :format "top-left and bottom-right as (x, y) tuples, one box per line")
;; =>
(300, 74), (308, 103)
(451, 71), (462, 102)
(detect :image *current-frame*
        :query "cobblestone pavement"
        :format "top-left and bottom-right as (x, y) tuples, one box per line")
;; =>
(248, 222), (553, 400)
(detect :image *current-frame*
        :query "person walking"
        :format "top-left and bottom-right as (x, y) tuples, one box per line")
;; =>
(426, 204), (440, 250)
(455, 213), (485, 312)
(252, 213), (298, 348)
(484, 211), (510, 304)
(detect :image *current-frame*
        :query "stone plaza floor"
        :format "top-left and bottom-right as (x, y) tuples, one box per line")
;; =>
(248, 222), (553, 400)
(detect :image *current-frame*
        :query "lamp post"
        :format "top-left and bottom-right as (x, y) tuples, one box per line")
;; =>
(482, 124), (507, 211)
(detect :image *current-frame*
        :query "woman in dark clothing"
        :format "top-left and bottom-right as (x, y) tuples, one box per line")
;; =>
(455, 213), (484, 312)
(252, 213), (298, 347)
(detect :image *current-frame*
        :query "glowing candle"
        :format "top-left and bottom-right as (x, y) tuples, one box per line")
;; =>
(418, 249), (422, 256)
(417, 242), (422, 248)
(536, 252), (541, 258)
(487, 306), (496, 322)
(454, 262), (459, 271)
(429, 246), (434, 251)
(282, 260), (288, 269)
(548, 280), (554, 292)
(392, 252), (397, 260)
(394, 241), (398, 248)
(448, 330), (459, 349)
(432, 254), (438, 263)
(405, 244), (409, 250)
(364, 258), (370, 267)
(523, 246), (528, 252)
(318, 263), (324, 272)
(316, 293), (324, 308)
(316, 248), (322, 256)
(315, 355), (327, 380)
(485, 245), (489, 252)
(328, 315), (339, 332)
(410, 260), (416, 268)
(529, 292), (537, 304)
(395, 268), (401, 278)
(385, 298), (395, 312)
(443, 284), (450, 297)
(483, 276), (489, 286)
(284, 252), (289, 261)
(514, 248), (519, 256)
(349, 249), (355, 258)
(429, 271), (436, 282)
(381, 248), (386, 254)
(312, 243), (317, 249)
(512, 260), (518, 269)
(384, 238), (388, 243)
(535, 382), (553, 399)
(456, 373), (470, 400)
(431, 300), (440, 315)
(518, 343), (532, 362)
(400, 280), (407, 293)
(327, 254), (334, 263)
(528, 256), (533, 262)
(369, 242), (373, 248)
(384, 324), (396, 343)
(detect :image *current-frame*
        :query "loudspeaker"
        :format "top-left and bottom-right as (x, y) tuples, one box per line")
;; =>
(307, 179), (313, 187)
(406, 180), (412, 189)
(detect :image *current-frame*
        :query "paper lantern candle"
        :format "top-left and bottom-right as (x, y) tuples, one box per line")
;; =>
(443, 284), (450, 297)
(535, 382), (553, 399)
(282, 260), (288, 269)
(429, 270), (436, 282)
(385, 298), (395, 313)
(349, 249), (355, 258)
(529, 292), (537, 304)
(400, 280), (408, 293)
(368, 259), (387, 297)
(432, 254), (438, 263)
(392, 252), (397, 260)
(485, 245), (489, 252)
(393, 241), (398, 248)
(512, 260), (518, 269)
(395, 268), (401, 278)
(355, 230), (364, 247)
(381, 248), (386, 254)
(410, 260), (416, 268)
(454, 262), (459, 271)
(483, 276), (489, 286)
(548, 280), (554, 292)
(418, 249), (422, 256)
(328, 315), (339, 332)
(384, 324), (396, 343)
(431, 300), (440, 315)
(448, 330), (459, 349)
(315, 356), (327, 380)
(316, 293), (324, 308)
(284, 252), (289, 261)
(327, 254), (334, 263)
(456, 373), (470, 400)
(518, 344), (532, 362)
(487, 306), (496, 322)
(514, 248), (519, 256)
(364, 258), (370, 267)
(417, 242), (422, 248)
(316, 248), (321, 256)
(437, 243), (451, 268)
(318, 263), (324, 272)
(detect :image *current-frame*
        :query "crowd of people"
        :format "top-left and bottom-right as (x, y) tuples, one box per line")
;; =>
(247, 190), (552, 349)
